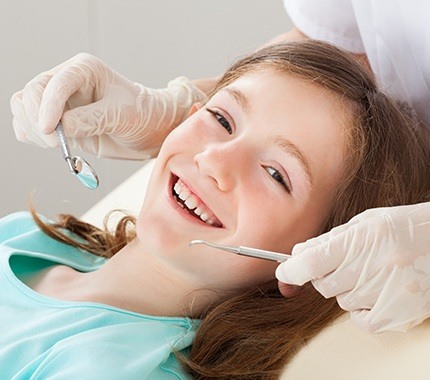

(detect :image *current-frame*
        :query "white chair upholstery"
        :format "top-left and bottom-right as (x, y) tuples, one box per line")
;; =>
(82, 159), (430, 379)
(281, 315), (430, 379)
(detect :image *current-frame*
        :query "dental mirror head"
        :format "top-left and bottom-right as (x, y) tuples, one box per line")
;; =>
(72, 156), (99, 189)
(56, 123), (99, 190)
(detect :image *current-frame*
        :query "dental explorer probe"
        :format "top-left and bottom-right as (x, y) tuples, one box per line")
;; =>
(189, 240), (291, 262)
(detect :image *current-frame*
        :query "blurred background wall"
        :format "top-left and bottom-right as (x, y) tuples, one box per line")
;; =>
(0, 0), (292, 219)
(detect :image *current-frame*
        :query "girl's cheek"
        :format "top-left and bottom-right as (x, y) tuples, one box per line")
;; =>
(166, 123), (193, 143)
(167, 113), (216, 149)
(178, 120), (208, 141)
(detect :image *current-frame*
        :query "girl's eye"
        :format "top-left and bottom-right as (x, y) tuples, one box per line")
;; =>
(265, 166), (292, 193)
(206, 108), (233, 134)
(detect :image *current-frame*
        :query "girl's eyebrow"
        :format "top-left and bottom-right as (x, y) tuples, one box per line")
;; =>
(271, 135), (314, 188)
(223, 87), (251, 115)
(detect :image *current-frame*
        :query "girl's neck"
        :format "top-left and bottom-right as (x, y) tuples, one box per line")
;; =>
(41, 239), (215, 318)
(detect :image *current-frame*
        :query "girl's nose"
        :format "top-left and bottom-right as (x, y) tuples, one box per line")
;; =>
(193, 142), (251, 191)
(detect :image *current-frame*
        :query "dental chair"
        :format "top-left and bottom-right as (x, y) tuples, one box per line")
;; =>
(82, 159), (430, 380)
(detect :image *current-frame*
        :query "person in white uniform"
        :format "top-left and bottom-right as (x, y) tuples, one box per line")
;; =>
(10, 0), (430, 334)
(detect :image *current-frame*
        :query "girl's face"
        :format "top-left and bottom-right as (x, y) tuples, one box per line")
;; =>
(137, 70), (348, 293)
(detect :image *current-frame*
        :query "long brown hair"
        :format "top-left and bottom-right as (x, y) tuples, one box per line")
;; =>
(31, 41), (430, 379)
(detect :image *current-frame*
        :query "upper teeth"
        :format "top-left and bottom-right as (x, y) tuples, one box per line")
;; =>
(173, 179), (220, 226)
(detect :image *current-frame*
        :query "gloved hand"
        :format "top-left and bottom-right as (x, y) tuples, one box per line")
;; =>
(10, 53), (207, 159)
(276, 202), (430, 333)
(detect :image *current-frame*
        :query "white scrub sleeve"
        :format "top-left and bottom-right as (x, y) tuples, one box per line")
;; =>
(283, 0), (365, 54)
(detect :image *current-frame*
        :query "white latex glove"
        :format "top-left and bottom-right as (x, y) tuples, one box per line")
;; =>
(10, 53), (207, 159)
(276, 202), (430, 333)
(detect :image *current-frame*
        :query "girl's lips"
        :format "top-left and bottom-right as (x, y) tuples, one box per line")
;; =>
(168, 173), (224, 228)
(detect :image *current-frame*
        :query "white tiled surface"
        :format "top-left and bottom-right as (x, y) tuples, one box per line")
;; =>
(0, 0), (291, 218)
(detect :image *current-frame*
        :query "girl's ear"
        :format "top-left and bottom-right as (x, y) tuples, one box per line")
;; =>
(188, 102), (203, 117)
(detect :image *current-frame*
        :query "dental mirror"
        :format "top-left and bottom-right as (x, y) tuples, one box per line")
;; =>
(56, 123), (99, 190)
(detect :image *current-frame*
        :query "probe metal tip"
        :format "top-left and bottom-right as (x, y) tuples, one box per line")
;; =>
(190, 240), (226, 250)
(189, 240), (239, 254)
(189, 239), (206, 247)
(189, 240), (227, 250)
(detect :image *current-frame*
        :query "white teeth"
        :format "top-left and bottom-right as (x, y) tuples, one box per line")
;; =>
(173, 178), (221, 227)
(184, 197), (197, 209)
(178, 190), (189, 201)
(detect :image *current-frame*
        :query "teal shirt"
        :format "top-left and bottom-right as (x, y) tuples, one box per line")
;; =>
(0, 212), (197, 379)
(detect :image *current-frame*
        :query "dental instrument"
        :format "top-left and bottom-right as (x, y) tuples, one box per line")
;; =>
(56, 123), (99, 189)
(189, 240), (291, 262)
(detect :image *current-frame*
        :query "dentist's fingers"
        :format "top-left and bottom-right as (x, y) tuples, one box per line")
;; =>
(61, 101), (107, 138)
(21, 73), (51, 131)
(61, 89), (137, 139)
(312, 265), (361, 298)
(276, 256), (311, 286)
(334, 272), (382, 311)
(276, 214), (369, 289)
(11, 91), (29, 144)
(11, 89), (58, 147)
(38, 72), (84, 135)
(39, 54), (100, 134)
(276, 229), (353, 286)
(13, 110), (56, 148)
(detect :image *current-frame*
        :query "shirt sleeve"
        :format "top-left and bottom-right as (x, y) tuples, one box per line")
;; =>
(283, 0), (365, 53)
(30, 323), (194, 380)
(0, 212), (40, 244)
(30, 342), (187, 380)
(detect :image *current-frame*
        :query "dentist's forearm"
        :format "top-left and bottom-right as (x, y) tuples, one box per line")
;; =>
(191, 77), (220, 98)
(190, 28), (309, 97)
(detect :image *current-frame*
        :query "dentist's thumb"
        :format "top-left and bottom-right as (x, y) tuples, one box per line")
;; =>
(276, 222), (352, 294)
(276, 249), (312, 298)
(275, 247), (313, 286)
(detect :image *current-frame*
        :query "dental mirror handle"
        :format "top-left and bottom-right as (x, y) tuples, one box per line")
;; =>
(56, 123), (77, 174)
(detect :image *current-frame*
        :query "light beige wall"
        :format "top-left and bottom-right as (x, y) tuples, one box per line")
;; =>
(0, 0), (292, 218)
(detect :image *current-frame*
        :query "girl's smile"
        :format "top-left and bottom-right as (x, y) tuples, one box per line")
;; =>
(168, 173), (224, 228)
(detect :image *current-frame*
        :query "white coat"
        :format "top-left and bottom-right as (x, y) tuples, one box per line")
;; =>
(284, 0), (430, 129)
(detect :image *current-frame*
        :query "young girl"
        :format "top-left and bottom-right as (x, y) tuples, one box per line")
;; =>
(1, 41), (429, 379)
